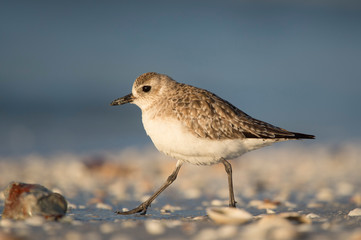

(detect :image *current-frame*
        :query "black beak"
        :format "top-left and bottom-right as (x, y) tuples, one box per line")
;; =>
(110, 93), (134, 106)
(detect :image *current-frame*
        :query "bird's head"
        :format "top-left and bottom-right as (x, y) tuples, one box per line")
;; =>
(110, 72), (176, 110)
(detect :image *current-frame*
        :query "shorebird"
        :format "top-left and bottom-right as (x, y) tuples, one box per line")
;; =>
(111, 72), (314, 215)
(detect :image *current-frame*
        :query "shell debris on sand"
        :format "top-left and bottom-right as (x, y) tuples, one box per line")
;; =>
(278, 212), (312, 224)
(144, 220), (165, 235)
(160, 204), (182, 213)
(350, 194), (361, 206)
(82, 155), (136, 181)
(0, 144), (360, 239)
(206, 207), (252, 224)
(249, 199), (281, 209)
(348, 208), (361, 217)
(242, 215), (298, 240)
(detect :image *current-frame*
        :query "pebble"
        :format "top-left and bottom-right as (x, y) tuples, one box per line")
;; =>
(278, 212), (312, 224)
(100, 223), (115, 234)
(184, 188), (201, 199)
(1, 182), (67, 220)
(24, 216), (45, 226)
(121, 221), (137, 228)
(191, 216), (208, 221)
(306, 213), (321, 219)
(350, 194), (361, 206)
(336, 182), (354, 196)
(249, 199), (281, 209)
(348, 208), (361, 217)
(67, 202), (77, 209)
(242, 215), (298, 240)
(71, 220), (83, 226)
(321, 222), (332, 230)
(161, 204), (182, 212)
(267, 209), (276, 214)
(307, 202), (324, 208)
(316, 188), (334, 202)
(95, 202), (112, 210)
(181, 222), (197, 235)
(0, 219), (15, 228)
(160, 209), (171, 214)
(164, 220), (182, 228)
(65, 231), (83, 240)
(217, 225), (238, 238)
(207, 207), (252, 224)
(144, 220), (165, 235)
(284, 201), (297, 209)
(193, 228), (219, 240)
(210, 199), (226, 206)
(298, 224), (315, 233)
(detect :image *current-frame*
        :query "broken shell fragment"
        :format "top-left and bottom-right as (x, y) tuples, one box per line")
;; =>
(348, 208), (361, 217)
(278, 212), (312, 224)
(207, 207), (253, 224)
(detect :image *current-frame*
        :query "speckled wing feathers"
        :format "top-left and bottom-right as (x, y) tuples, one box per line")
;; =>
(169, 84), (300, 140)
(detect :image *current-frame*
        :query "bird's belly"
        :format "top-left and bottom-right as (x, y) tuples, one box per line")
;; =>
(142, 117), (278, 165)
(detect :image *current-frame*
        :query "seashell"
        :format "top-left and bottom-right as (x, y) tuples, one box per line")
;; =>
(249, 199), (281, 209)
(278, 212), (312, 224)
(207, 207), (252, 224)
(348, 208), (361, 217)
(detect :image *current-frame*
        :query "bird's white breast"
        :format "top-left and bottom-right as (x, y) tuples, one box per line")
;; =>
(142, 112), (279, 165)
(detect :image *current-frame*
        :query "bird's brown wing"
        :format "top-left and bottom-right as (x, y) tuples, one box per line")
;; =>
(171, 85), (313, 140)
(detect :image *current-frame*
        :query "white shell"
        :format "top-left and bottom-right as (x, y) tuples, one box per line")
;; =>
(207, 207), (253, 224)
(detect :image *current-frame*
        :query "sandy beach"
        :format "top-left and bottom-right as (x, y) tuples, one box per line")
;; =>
(1, 142), (360, 239)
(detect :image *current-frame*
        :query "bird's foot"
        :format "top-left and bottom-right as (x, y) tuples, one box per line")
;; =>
(115, 202), (150, 215)
(229, 201), (237, 208)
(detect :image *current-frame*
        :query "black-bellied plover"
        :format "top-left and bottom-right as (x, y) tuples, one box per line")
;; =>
(111, 72), (315, 215)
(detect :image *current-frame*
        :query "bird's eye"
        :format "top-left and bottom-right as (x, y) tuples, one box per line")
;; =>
(142, 86), (151, 92)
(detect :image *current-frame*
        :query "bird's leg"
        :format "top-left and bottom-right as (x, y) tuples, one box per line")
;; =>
(221, 158), (237, 208)
(116, 161), (183, 215)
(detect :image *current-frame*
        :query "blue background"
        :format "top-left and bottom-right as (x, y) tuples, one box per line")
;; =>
(1, 0), (360, 156)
